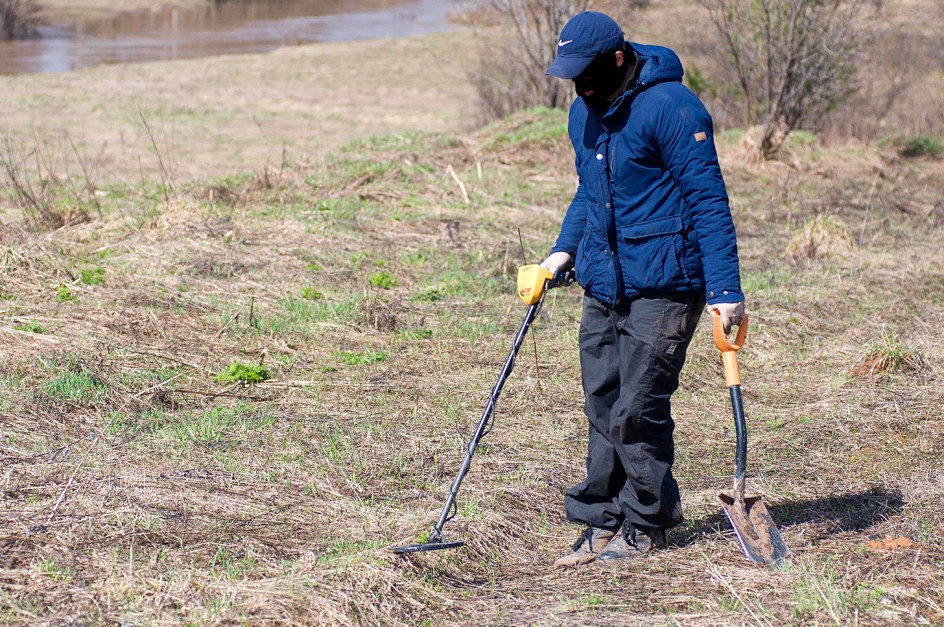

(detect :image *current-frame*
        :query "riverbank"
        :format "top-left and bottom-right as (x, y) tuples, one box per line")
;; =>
(0, 29), (477, 182)
(39, 0), (211, 24)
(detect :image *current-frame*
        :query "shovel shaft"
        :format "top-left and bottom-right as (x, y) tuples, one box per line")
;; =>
(730, 385), (747, 502)
(712, 311), (749, 502)
(431, 298), (542, 539)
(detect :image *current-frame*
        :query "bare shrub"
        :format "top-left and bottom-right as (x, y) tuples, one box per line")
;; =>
(0, 0), (41, 40)
(468, 0), (587, 120)
(820, 29), (944, 140)
(696, 0), (873, 159)
(0, 135), (101, 230)
(133, 100), (178, 199)
(467, 0), (643, 120)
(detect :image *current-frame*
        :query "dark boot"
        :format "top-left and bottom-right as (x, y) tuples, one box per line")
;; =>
(554, 526), (618, 567)
(597, 525), (667, 562)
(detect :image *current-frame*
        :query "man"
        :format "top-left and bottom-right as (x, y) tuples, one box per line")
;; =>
(541, 11), (745, 566)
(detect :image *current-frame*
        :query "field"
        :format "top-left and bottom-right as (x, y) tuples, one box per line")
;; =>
(2, 3), (944, 626)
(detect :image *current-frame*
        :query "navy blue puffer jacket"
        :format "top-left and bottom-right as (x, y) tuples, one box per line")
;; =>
(550, 43), (743, 306)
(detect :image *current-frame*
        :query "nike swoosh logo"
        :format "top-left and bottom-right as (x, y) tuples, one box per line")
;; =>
(558, 39), (573, 47)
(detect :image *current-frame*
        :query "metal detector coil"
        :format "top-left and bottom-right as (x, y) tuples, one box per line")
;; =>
(390, 540), (464, 554)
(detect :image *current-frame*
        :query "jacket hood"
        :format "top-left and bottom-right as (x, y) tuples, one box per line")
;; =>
(628, 42), (684, 86)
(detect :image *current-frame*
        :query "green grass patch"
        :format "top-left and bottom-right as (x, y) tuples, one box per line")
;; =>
(397, 328), (433, 341)
(79, 267), (106, 286)
(14, 320), (45, 333)
(785, 130), (819, 148)
(167, 403), (274, 444)
(315, 539), (384, 565)
(336, 349), (388, 366)
(483, 107), (567, 147)
(411, 287), (444, 302)
(42, 366), (106, 405)
(263, 296), (361, 338)
(788, 558), (883, 622)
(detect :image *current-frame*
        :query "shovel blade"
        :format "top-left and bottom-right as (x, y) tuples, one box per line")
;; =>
(718, 492), (789, 566)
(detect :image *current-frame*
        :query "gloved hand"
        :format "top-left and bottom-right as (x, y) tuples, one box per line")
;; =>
(708, 301), (745, 335)
(541, 251), (572, 274)
(540, 251), (574, 286)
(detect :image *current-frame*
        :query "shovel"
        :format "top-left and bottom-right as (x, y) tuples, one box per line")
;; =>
(712, 310), (789, 566)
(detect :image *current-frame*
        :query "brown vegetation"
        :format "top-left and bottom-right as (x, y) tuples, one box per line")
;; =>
(1, 105), (943, 623)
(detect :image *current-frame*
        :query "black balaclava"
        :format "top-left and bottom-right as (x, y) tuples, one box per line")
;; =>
(573, 45), (631, 115)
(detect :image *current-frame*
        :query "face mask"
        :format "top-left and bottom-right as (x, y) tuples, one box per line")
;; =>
(574, 50), (628, 113)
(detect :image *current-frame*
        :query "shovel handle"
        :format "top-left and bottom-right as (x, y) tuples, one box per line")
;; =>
(712, 310), (748, 388)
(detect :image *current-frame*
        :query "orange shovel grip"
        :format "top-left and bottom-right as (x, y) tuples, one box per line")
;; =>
(711, 310), (748, 388)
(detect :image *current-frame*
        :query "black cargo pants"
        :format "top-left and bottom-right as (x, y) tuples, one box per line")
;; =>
(565, 292), (704, 532)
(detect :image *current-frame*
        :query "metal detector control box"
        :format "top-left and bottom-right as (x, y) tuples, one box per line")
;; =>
(517, 264), (554, 305)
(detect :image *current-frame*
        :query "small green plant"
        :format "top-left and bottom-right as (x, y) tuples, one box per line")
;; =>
(368, 271), (398, 289)
(55, 284), (76, 302)
(14, 320), (45, 333)
(686, 63), (717, 99)
(210, 547), (254, 578)
(337, 349), (387, 366)
(411, 287), (443, 302)
(300, 286), (323, 300)
(215, 361), (270, 384)
(398, 328), (433, 340)
(897, 135), (944, 159)
(79, 267), (105, 286)
(315, 539), (383, 565)
(34, 557), (71, 581)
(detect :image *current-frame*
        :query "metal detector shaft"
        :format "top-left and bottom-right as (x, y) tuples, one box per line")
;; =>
(429, 297), (544, 541)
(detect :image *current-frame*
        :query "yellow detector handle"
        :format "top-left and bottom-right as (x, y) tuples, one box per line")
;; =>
(517, 265), (554, 305)
(711, 309), (749, 388)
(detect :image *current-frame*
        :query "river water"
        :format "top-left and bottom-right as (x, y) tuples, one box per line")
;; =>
(0, 0), (458, 75)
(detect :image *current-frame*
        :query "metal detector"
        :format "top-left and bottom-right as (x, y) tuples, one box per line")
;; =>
(391, 264), (571, 554)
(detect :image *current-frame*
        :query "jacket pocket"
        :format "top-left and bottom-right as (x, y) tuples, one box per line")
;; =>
(619, 215), (689, 291)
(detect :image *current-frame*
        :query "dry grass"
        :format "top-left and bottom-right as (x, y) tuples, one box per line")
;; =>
(1, 106), (942, 624)
(785, 214), (857, 263)
(0, 29), (477, 182)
